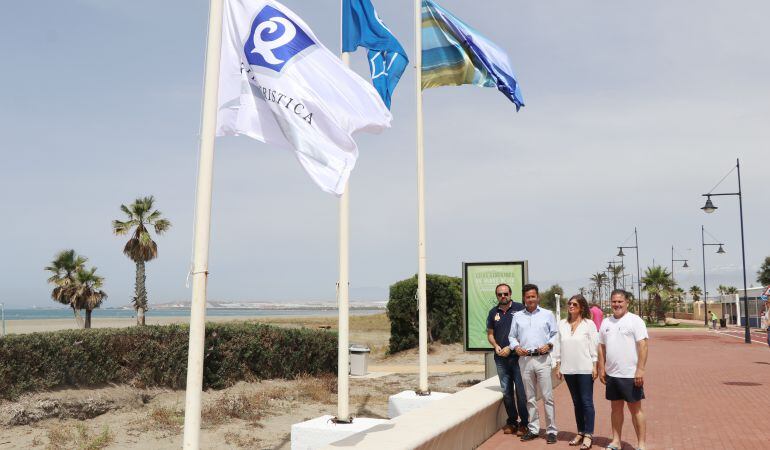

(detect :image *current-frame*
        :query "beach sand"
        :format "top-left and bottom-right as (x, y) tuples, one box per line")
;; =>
(0, 314), (484, 449)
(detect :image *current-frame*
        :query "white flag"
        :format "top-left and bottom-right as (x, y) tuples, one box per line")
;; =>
(217, 0), (392, 196)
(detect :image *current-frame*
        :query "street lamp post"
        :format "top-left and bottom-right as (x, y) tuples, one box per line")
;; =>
(700, 158), (750, 343)
(701, 225), (726, 326)
(671, 246), (689, 286)
(618, 227), (643, 314)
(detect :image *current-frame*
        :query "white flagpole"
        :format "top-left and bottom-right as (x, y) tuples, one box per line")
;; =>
(337, 1), (351, 422)
(183, 0), (223, 447)
(337, 55), (352, 422)
(415, 0), (428, 394)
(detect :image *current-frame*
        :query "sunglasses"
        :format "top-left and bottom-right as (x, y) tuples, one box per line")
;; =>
(496, 292), (510, 297)
(568, 302), (579, 306)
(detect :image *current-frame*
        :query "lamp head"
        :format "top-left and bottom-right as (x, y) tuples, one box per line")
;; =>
(701, 196), (717, 213)
(717, 244), (725, 254)
(682, 261), (689, 268)
(617, 248), (625, 257)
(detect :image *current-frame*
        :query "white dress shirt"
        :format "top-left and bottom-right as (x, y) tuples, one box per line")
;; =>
(553, 318), (599, 375)
(508, 306), (558, 351)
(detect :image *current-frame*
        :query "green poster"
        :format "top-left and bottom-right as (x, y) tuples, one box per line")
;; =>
(463, 262), (527, 351)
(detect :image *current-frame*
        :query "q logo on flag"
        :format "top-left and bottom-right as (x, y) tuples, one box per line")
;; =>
(245, 5), (314, 72)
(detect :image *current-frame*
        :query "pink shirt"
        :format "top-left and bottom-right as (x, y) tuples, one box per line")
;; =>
(590, 306), (603, 331)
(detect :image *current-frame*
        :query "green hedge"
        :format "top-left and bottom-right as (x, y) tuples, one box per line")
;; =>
(0, 322), (337, 400)
(387, 274), (463, 353)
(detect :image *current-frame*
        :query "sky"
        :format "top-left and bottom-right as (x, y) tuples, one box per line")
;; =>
(1, 0), (769, 309)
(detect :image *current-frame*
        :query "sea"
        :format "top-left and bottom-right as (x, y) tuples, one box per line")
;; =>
(1, 307), (384, 321)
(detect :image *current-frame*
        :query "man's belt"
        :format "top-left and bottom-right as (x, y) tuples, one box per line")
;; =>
(522, 349), (550, 357)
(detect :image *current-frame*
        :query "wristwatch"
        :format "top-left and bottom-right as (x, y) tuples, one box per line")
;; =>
(547, 343), (553, 350)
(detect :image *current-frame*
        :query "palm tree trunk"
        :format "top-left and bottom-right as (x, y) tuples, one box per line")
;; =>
(85, 309), (92, 329)
(72, 306), (84, 329)
(135, 260), (147, 326)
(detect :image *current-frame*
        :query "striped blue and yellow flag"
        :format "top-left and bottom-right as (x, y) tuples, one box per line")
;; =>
(422, 0), (524, 110)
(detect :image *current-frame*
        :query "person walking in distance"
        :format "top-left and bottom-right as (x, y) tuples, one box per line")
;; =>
(487, 283), (528, 436)
(554, 294), (599, 449)
(599, 289), (649, 450)
(709, 310), (718, 330)
(508, 284), (559, 444)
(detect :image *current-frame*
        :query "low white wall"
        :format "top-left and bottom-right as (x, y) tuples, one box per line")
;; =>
(322, 377), (505, 450)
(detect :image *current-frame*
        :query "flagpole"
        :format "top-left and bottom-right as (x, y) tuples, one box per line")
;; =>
(414, 0), (429, 395)
(337, 41), (352, 422)
(182, 0), (223, 447)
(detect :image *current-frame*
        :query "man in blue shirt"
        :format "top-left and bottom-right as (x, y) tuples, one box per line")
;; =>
(509, 284), (559, 444)
(486, 283), (528, 436)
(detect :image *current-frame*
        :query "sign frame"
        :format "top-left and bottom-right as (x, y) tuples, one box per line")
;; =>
(462, 261), (528, 352)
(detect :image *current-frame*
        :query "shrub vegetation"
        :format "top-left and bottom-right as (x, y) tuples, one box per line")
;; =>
(387, 274), (463, 353)
(0, 322), (337, 400)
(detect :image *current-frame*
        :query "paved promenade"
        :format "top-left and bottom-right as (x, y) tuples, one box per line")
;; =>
(480, 328), (770, 450)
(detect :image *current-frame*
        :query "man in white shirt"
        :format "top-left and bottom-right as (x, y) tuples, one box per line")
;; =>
(508, 284), (559, 444)
(598, 289), (649, 450)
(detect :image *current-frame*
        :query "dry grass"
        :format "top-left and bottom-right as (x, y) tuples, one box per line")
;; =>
(224, 431), (262, 448)
(295, 374), (337, 404)
(202, 393), (263, 426)
(46, 424), (112, 450)
(146, 406), (185, 433)
(456, 379), (483, 388)
(254, 312), (389, 332)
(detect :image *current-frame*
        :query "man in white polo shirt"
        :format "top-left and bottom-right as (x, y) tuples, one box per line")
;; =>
(598, 289), (649, 450)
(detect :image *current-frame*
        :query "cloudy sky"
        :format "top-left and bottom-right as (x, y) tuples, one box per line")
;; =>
(2, 0), (769, 308)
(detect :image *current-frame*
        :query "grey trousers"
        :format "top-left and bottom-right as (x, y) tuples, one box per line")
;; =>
(518, 354), (557, 435)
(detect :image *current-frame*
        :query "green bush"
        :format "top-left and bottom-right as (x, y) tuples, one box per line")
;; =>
(387, 274), (463, 353)
(0, 322), (337, 400)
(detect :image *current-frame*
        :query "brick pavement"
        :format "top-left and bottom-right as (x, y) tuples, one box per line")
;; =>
(479, 328), (770, 450)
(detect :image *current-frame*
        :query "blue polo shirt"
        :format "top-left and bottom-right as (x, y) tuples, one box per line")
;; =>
(486, 301), (524, 349)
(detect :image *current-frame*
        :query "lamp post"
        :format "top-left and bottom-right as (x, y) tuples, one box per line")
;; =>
(701, 225), (726, 326)
(700, 158), (750, 343)
(671, 246), (689, 286)
(618, 227), (643, 314)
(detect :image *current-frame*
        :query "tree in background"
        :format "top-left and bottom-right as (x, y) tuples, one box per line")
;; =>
(689, 285), (702, 302)
(72, 267), (108, 329)
(641, 265), (675, 323)
(112, 196), (171, 326)
(45, 250), (88, 326)
(539, 284), (565, 312)
(717, 285), (738, 295)
(590, 272), (608, 304)
(387, 274), (462, 354)
(756, 256), (770, 286)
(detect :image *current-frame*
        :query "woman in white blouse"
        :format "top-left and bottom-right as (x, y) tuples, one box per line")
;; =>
(554, 294), (599, 450)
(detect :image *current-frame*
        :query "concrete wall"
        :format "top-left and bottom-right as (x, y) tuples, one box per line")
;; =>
(323, 377), (506, 450)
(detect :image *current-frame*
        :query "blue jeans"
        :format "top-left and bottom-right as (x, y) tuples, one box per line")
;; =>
(494, 354), (528, 427)
(564, 374), (595, 434)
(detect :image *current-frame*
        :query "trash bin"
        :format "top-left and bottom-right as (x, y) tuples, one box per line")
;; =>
(719, 318), (727, 328)
(349, 344), (370, 376)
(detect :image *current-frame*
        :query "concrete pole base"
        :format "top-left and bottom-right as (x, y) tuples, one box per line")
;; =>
(291, 415), (388, 450)
(387, 390), (451, 418)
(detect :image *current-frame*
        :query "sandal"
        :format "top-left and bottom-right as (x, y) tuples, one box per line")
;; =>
(605, 445), (621, 450)
(569, 433), (584, 446)
(580, 434), (593, 449)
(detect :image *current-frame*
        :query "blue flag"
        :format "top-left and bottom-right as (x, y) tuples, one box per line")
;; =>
(422, 0), (524, 110)
(342, 0), (408, 109)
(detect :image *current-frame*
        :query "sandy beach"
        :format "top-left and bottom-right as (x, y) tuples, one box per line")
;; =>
(0, 313), (484, 449)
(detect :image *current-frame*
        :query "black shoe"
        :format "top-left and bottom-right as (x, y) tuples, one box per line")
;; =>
(520, 431), (539, 442)
(546, 433), (557, 444)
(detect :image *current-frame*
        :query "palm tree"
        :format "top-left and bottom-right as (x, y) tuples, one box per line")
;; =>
(112, 196), (171, 325)
(641, 265), (675, 323)
(72, 267), (108, 329)
(689, 285), (702, 302)
(590, 272), (608, 304)
(45, 250), (87, 326)
(716, 285), (738, 296)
